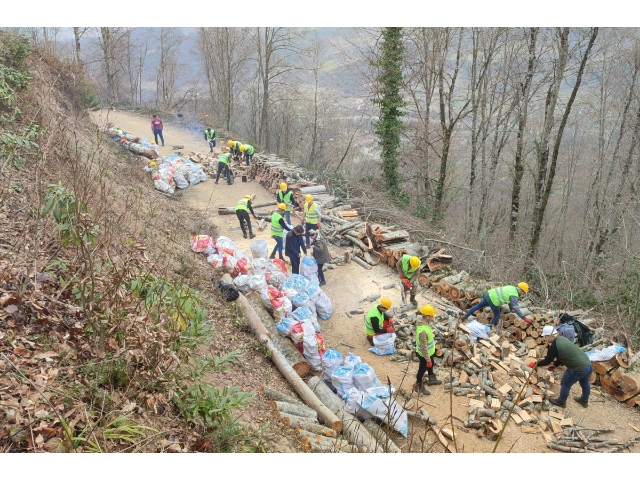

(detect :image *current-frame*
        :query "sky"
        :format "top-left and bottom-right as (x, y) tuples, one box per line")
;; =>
(2, 1), (633, 27)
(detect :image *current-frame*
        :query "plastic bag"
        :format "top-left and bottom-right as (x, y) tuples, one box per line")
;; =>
(266, 286), (283, 301)
(331, 365), (355, 398)
(190, 235), (214, 253)
(282, 274), (309, 293)
(585, 344), (627, 361)
(290, 321), (305, 344)
(292, 292), (318, 322)
(235, 257), (251, 275)
(265, 270), (287, 289)
(370, 333), (397, 356)
(300, 256), (319, 285)
(154, 178), (174, 194)
(215, 236), (237, 256)
(281, 287), (299, 300)
(272, 296), (292, 321)
(292, 305), (320, 333)
(344, 352), (362, 369)
(250, 239), (269, 260)
(311, 288), (333, 320)
(358, 394), (408, 437)
(465, 319), (491, 342)
(251, 258), (269, 276)
(206, 253), (225, 268)
(246, 275), (267, 291)
(302, 321), (322, 371)
(321, 349), (343, 383)
(174, 171), (189, 189)
(232, 275), (251, 293)
(213, 280), (239, 302)
(343, 387), (367, 415)
(276, 317), (296, 337)
(353, 362), (381, 390)
(140, 137), (151, 148)
(272, 258), (288, 275)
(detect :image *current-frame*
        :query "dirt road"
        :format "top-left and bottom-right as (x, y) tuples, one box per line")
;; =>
(91, 109), (640, 453)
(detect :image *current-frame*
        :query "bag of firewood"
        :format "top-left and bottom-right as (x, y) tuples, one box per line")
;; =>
(321, 349), (343, 382)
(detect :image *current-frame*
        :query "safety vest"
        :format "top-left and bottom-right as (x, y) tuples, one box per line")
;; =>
(205, 130), (215, 141)
(232, 141), (241, 151)
(365, 305), (384, 336)
(218, 153), (230, 165)
(401, 254), (419, 279)
(244, 144), (254, 155)
(304, 202), (319, 224)
(235, 198), (250, 213)
(271, 212), (284, 237)
(488, 285), (518, 307)
(277, 190), (293, 211)
(416, 324), (436, 358)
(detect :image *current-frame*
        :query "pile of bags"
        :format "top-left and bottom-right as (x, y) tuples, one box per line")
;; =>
(322, 350), (408, 437)
(153, 153), (207, 194)
(189, 235), (334, 371)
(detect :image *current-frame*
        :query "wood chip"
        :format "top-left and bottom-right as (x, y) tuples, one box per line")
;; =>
(559, 418), (574, 427)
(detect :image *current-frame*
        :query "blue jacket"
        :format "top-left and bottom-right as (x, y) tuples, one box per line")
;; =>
(285, 230), (307, 258)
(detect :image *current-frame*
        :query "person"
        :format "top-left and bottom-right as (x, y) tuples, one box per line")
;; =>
(464, 283), (531, 330)
(215, 152), (233, 185)
(269, 203), (291, 260)
(364, 298), (394, 346)
(413, 304), (443, 396)
(556, 322), (576, 343)
(530, 325), (592, 408)
(309, 229), (329, 286)
(396, 255), (421, 306)
(204, 127), (216, 153)
(239, 144), (254, 166)
(285, 225), (307, 275)
(151, 114), (164, 146)
(302, 194), (322, 248)
(227, 140), (243, 162)
(276, 182), (299, 225)
(235, 194), (258, 239)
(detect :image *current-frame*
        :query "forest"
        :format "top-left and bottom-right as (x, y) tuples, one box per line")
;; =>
(14, 26), (640, 336)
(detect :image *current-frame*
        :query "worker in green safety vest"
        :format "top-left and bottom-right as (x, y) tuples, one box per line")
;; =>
(227, 140), (243, 162)
(396, 254), (421, 306)
(364, 297), (394, 346)
(414, 304), (442, 396)
(235, 194), (258, 239)
(269, 203), (292, 260)
(204, 128), (216, 153)
(464, 282), (532, 331)
(239, 144), (254, 166)
(302, 194), (321, 248)
(215, 152), (233, 185)
(276, 182), (299, 225)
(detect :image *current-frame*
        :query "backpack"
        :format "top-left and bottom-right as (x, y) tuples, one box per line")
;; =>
(558, 313), (593, 347)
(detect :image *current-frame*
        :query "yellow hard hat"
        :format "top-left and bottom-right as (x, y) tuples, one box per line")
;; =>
(518, 282), (529, 293)
(380, 298), (392, 309)
(305, 194), (313, 202)
(150, 141), (155, 144)
(420, 304), (436, 317)
(410, 256), (420, 269)
(277, 203), (287, 210)
(279, 182), (287, 191)
(149, 161), (156, 167)
(227, 140), (233, 147)
(244, 194), (253, 199)
(240, 145), (245, 152)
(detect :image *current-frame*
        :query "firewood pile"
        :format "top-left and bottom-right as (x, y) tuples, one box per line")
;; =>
(99, 126), (159, 159)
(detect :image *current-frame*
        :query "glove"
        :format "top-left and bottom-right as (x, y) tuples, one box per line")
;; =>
(317, 222), (322, 229)
(524, 317), (532, 324)
(548, 365), (557, 372)
(528, 361), (536, 368)
(426, 361), (433, 368)
(388, 318), (394, 326)
(386, 326), (395, 333)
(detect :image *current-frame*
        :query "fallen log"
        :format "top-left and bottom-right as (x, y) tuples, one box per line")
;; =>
(261, 386), (307, 407)
(600, 368), (640, 402)
(218, 207), (271, 216)
(226, 279), (341, 432)
(280, 414), (338, 437)
(300, 185), (327, 195)
(351, 255), (372, 270)
(344, 234), (370, 251)
(308, 376), (385, 452)
(362, 419), (402, 453)
(271, 400), (318, 420)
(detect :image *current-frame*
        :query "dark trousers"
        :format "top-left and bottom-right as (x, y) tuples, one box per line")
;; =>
(416, 354), (435, 384)
(288, 254), (301, 275)
(270, 236), (284, 259)
(215, 162), (232, 184)
(236, 211), (253, 235)
(153, 129), (164, 146)
(244, 153), (253, 166)
(305, 222), (318, 247)
(466, 293), (502, 325)
(209, 140), (216, 152)
(317, 263), (326, 284)
(558, 364), (593, 403)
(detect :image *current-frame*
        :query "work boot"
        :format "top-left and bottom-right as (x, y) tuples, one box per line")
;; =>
(549, 398), (566, 408)
(249, 233), (256, 239)
(410, 295), (418, 307)
(243, 233), (247, 239)
(269, 251), (276, 260)
(425, 374), (442, 386)
(413, 382), (431, 396)
(573, 396), (589, 408)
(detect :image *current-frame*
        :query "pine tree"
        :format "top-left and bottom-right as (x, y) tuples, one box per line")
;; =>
(373, 27), (405, 194)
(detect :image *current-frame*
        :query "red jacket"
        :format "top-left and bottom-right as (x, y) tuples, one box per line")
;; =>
(151, 117), (163, 131)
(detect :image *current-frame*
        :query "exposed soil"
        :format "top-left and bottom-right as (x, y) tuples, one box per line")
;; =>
(92, 109), (640, 453)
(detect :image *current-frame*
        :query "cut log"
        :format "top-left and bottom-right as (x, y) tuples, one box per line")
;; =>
(308, 376), (385, 453)
(262, 386), (306, 407)
(300, 185), (327, 195)
(591, 359), (619, 376)
(271, 400), (318, 420)
(362, 419), (402, 453)
(351, 255), (372, 270)
(600, 368), (640, 402)
(375, 230), (410, 244)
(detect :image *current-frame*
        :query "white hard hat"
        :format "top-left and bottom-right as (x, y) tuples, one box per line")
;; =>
(541, 325), (557, 337)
